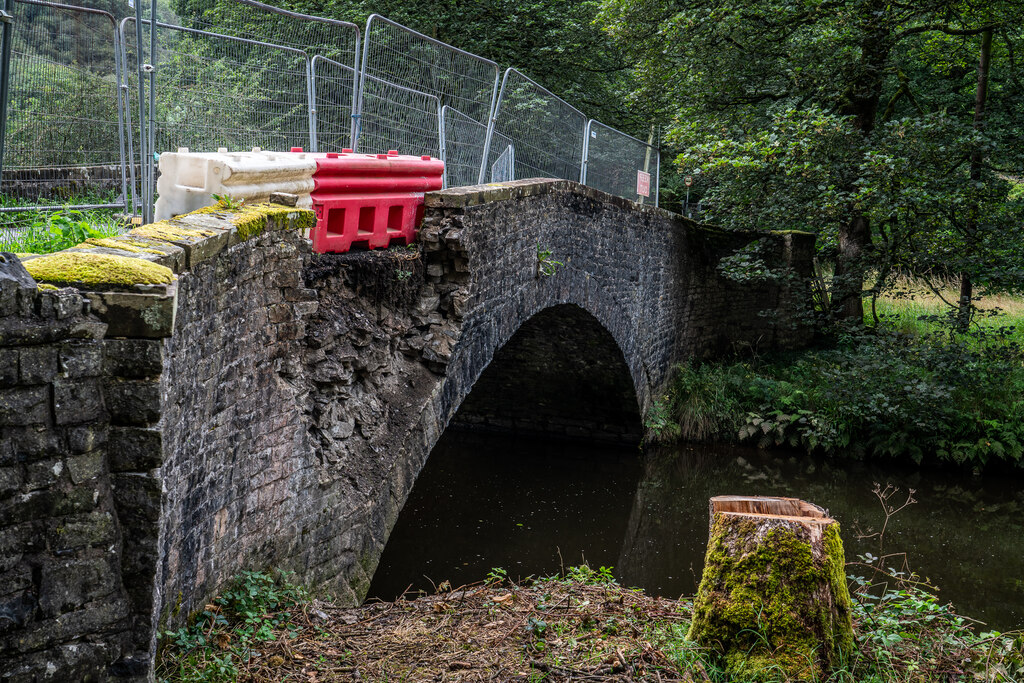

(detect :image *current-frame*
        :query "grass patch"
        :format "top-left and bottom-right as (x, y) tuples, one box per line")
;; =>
(157, 566), (1024, 682)
(0, 208), (125, 254)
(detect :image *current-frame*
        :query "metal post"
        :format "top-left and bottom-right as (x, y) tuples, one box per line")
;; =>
(0, 0), (15, 194)
(438, 103), (447, 188)
(306, 56), (316, 152)
(478, 68), (511, 185)
(146, 0), (156, 224)
(580, 119), (593, 185)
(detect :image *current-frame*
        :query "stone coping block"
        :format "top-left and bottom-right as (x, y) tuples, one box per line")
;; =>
(426, 178), (677, 219)
(15, 203), (315, 338)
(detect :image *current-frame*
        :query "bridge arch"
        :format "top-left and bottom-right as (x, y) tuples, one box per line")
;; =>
(449, 302), (643, 443)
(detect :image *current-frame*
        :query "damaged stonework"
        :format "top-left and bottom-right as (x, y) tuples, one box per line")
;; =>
(1, 180), (815, 682)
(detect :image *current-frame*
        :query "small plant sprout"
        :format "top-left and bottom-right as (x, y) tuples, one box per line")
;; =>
(211, 193), (244, 211)
(536, 243), (563, 277)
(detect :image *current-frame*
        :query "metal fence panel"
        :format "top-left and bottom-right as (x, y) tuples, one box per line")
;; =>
(583, 120), (660, 206)
(2, 0), (126, 209)
(312, 55), (357, 152)
(441, 105), (513, 188)
(123, 17), (313, 219)
(485, 68), (587, 184)
(357, 73), (441, 160)
(125, 19), (312, 154)
(161, 0), (360, 65)
(357, 13), (499, 142)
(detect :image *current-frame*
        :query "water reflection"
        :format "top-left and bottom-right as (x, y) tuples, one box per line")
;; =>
(368, 431), (1024, 630)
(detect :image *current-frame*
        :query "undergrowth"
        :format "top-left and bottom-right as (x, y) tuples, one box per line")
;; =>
(0, 208), (124, 254)
(157, 564), (1024, 682)
(649, 318), (1024, 467)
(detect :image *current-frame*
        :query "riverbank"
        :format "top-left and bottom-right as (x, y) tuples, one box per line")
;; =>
(647, 302), (1024, 467)
(158, 568), (1024, 682)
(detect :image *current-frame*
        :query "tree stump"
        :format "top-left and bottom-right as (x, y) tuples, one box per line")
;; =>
(687, 495), (854, 681)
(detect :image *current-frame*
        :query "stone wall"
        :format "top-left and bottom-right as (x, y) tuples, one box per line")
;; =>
(0, 179), (814, 681)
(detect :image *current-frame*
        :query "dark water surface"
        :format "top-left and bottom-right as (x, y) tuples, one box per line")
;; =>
(368, 430), (1024, 630)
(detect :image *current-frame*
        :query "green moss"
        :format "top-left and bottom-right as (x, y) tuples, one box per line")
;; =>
(192, 202), (316, 241)
(687, 515), (852, 681)
(82, 237), (166, 255)
(37, 283), (58, 291)
(24, 251), (174, 288)
(131, 220), (217, 243)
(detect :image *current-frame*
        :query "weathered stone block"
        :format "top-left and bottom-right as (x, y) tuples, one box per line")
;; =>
(84, 285), (177, 339)
(103, 339), (165, 379)
(103, 378), (160, 426)
(0, 386), (50, 427)
(58, 342), (103, 378)
(53, 378), (104, 426)
(107, 426), (163, 472)
(67, 451), (104, 484)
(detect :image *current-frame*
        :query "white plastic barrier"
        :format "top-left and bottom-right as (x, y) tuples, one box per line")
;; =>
(154, 148), (318, 221)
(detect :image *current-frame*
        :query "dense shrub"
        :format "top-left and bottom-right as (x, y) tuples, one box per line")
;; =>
(653, 325), (1024, 467)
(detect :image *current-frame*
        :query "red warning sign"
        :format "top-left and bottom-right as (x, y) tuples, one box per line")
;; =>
(637, 170), (651, 197)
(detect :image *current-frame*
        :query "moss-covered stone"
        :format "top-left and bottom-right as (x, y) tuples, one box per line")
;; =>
(23, 252), (174, 289)
(82, 238), (166, 255)
(131, 220), (217, 243)
(192, 202), (315, 241)
(37, 283), (58, 291)
(687, 507), (854, 681)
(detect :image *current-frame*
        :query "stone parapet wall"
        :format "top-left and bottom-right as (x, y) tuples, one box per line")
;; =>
(0, 180), (814, 681)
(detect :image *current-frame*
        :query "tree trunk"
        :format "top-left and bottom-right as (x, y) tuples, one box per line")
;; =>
(688, 496), (854, 682)
(959, 28), (993, 332)
(833, 6), (891, 323)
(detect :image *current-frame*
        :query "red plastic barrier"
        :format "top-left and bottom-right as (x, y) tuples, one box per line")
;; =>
(309, 149), (444, 253)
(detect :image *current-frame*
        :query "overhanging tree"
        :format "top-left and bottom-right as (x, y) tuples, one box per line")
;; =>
(598, 0), (1024, 323)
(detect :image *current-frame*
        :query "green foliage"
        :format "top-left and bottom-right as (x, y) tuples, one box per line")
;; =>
(211, 194), (244, 211)
(536, 243), (563, 277)
(156, 571), (307, 683)
(658, 318), (1024, 466)
(0, 209), (124, 254)
(598, 0), (1024, 318)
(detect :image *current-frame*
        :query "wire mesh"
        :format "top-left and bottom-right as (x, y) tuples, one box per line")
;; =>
(312, 55), (356, 152)
(488, 68), (586, 183)
(2, 0), (126, 209)
(358, 13), (498, 138)
(159, 0), (359, 67)
(123, 18), (312, 158)
(583, 120), (660, 206)
(441, 105), (513, 188)
(357, 73), (440, 159)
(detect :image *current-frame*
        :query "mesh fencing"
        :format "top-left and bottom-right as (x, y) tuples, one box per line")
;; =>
(311, 55), (357, 152)
(488, 68), (587, 183)
(2, 0), (126, 209)
(357, 73), (440, 159)
(1, 0), (661, 233)
(358, 14), (498, 136)
(583, 120), (659, 205)
(440, 105), (512, 188)
(124, 19), (312, 155)
(158, 0), (359, 66)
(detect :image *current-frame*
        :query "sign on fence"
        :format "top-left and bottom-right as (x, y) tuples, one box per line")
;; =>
(637, 170), (651, 198)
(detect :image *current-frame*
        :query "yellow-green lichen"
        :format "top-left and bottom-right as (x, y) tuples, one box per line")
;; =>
(37, 283), (58, 291)
(24, 251), (174, 288)
(82, 237), (166, 255)
(193, 201), (315, 241)
(131, 220), (217, 243)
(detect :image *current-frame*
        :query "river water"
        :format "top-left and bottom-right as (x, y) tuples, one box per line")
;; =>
(368, 430), (1024, 631)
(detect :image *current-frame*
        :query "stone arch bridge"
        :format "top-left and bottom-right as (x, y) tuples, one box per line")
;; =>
(0, 179), (813, 680)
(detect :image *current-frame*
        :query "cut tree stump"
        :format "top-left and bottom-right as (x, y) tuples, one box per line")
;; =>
(687, 495), (854, 681)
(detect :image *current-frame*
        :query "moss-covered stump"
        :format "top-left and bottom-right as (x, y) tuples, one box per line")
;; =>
(688, 495), (854, 681)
